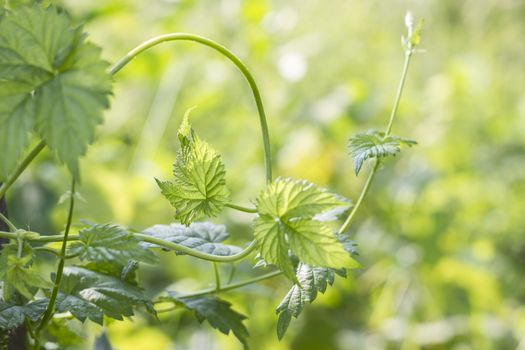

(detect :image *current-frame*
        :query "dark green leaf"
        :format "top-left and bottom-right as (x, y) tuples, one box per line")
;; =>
(68, 223), (159, 265)
(157, 113), (229, 225)
(142, 222), (242, 256)
(55, 267), (152, 324)
(0, 299), (48, 330)
(275, 262), (342, 339)
(348, 129), (416, 175)
(0, 6), (112, 180)
(170, 294), (249, 348)
(254, 178), (356, 281)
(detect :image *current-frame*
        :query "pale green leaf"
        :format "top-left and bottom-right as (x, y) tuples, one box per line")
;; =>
(254, 178), (354, 281)
(142, 222), (242, 256)
(68, 223), (159, 265)
(0, 242), (52, 299)
(348, 129), (416, 175)
(55, 267), (152, 324)
(170, 294), (249, 348)
(0, 6), (112, 180)
(157, 118), (229, 225)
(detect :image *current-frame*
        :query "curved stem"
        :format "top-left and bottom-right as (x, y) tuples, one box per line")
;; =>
(225, 202), (258, 214)
(155, 269), (282, 311)
(337, 161), (379, 234)
(36, 179), (76, 335)
(0, 141), (46, 200)
(109, 33), (272, 183)
(338, 50), (414, 234)
(134, 233), (257, 263)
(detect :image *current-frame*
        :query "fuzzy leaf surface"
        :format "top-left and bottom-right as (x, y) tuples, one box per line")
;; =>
(170, 294), (249, 348)
(0, 6), (112, 180)
(55, 267), (152, 324)
(254, 178), (355, 281)
(348, 129), (416, 175)
(142, 222), (242, 256)
(157, 113), (229, 225)
(68, 223), (159, 265)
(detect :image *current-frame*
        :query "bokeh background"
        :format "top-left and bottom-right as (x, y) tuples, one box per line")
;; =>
(6, 0), (525, 349)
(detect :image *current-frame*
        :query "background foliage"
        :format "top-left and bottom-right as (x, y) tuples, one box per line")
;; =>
(6, 0), (525, 349)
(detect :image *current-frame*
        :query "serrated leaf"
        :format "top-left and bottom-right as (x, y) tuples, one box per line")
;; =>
(142, 222), (242, 256)
(68, 223), (159, 265)
(275, 262), (342, 339)
(55, 267), (152, 324)
(0, 242), (52, 299)
(348, 129), (416, 175)
(170, 294), (249, 348)
(254, 178), (354, 281)
(157, 116), (229, 225)
(0, 299), (48, 330)
(0, 6), (112, 180)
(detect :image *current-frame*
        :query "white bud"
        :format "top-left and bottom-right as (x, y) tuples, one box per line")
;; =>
(405, 11), (414, 35)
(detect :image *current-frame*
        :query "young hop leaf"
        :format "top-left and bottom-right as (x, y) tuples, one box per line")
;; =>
(170, 294), (249, 349)
(275, 263), (346, 339)
(157, 112), (229, 225)
(348, 129), (416, 175)
(0, 5), (112, 180)
(68, 223), (159, 265)
(0, 299), (48, 330)
(55, 267), (153, 325)
(142, 221), (242, 256)
(0, 242), (52, 299)
(254, 178), (357, 281)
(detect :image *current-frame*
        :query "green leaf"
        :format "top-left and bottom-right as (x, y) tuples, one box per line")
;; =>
(0, 299), (48, 330)
(275, 262), (342, 339)
(0, 242), (52, 299)
(157, 115), (229, 225)
(55, 267), (152, 324)
(0, 6), (112, 180)
(170, 294), (249, 348)
(254, 178), (355, 281)
(142, 222), (242, 256)
(348, 129), (416, 175)
(68, 223), (159, 265)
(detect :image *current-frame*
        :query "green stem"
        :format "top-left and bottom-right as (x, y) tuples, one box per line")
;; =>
(134, 233), (257, 263)
(0, 212), (16, 232)
(338, 50), (414, 234)
(225, 202), (258, 213)
(155, 269), (282, 312)
(6, 229), (255, 263)
(0, 141), (45, 200)
(36, 179), (76, 335)
(385, 51), (413, 136)
(337, 161), (379, 234)
(109, 33), (273, 183)
(213, 262), (221, 291)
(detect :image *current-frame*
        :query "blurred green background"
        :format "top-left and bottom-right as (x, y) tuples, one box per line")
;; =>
(6, 0), (525, 349)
